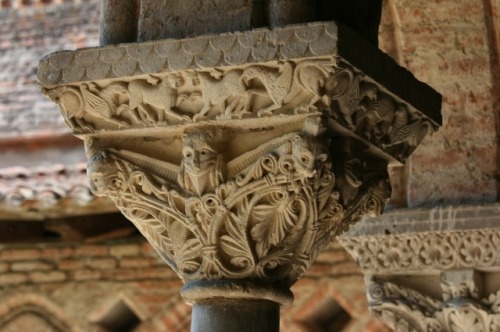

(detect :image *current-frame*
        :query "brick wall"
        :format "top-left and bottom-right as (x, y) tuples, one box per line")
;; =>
(379, 0), (500, 207)
(0, 239), (384, 331)
(0, 238), (176, 287)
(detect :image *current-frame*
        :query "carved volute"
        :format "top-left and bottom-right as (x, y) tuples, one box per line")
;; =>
(39, 22), (441, 311)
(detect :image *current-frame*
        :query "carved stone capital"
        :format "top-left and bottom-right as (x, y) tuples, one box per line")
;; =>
(39, 22), (441, 304)
(86, 127), (390, 287)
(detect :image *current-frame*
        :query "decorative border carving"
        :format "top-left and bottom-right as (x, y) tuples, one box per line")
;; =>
(339, 228), (500, 274)
(41, 58), (437, 162)
(339, 205), (500, 274)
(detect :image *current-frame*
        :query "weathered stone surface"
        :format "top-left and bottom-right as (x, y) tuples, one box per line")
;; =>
(366, 271), (500, 332)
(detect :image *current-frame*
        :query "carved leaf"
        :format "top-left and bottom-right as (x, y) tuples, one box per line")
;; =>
(250, 191), (298, 258)
(177, 238), (202, 274)
(220, 215), (254, 269)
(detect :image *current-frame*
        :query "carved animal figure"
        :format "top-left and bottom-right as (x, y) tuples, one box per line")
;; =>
(355, 90), (395, 140)
(241, 62), (294, 116)
(43, 86), (90, 132)
(195, 69), (249, 120)
(285, 60), (336, 108)
(289, 135), (327, 179)
(80, 83), (131, 128)
(382, 106), (434, 159)
(177, 132), (225, 196)
(128, 76), (188, 124)
(331, 75), (376, 129)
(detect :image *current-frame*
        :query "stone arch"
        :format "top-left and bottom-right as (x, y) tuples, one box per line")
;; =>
(0, 293), (78, 332)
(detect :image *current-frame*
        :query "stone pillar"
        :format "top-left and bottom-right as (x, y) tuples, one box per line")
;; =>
(339, 204), (500, 331)
(100, 0), (139, 45)
(38, 21), (440, 331)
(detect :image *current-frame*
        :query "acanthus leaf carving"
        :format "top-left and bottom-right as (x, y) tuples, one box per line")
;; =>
(88, 128), (390, 285)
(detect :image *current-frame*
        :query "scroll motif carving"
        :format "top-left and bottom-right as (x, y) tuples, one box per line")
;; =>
(88, 131), (389, 284)
(367, 274), (500, 332)
(339, 229), (500, 274)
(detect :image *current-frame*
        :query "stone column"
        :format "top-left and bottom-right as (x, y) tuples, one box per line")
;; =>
(339, 204), (500, 331)
(38, 22), (441, 331)
(100, 0), (139, 45)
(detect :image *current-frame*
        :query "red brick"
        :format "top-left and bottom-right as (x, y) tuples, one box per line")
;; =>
(29, 271), (66, 283)
(102, 269), (138, 281)
(87, 257), (117, 270)
(0, 262), (9, 273)
(75, 245), (107, 257)
(0, 249), (41, 261)
(0, 273), (28, 285)
(119, 257), (155, 269)
(58, 259), (85, 271)
(141, 242), (158, 256)
(315, 249), (351, 264)
(139, 268), (177, 280)
(41, 247), (75, 259)
(109, 243), (140, 257)
(70, 269), (101, 281)
(11, 260), (54, 272)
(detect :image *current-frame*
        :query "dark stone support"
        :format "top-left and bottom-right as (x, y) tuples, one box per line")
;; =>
(317, 0), (383, 46)
(265, 0), (316, 27)
(99, 0), (139, 45)
(191, 300), (280, 332)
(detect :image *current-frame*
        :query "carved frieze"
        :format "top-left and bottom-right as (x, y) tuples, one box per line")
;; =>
(87, 128), (389, 284)
(367, 271), (500, 332)
(339, 206), (500, 274)
(42, 59), (436, 162)
(39, 22), (441, 164)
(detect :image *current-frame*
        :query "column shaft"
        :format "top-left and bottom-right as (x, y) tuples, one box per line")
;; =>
(191, 300), (280, 332)
(99, 0), (139, 45)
